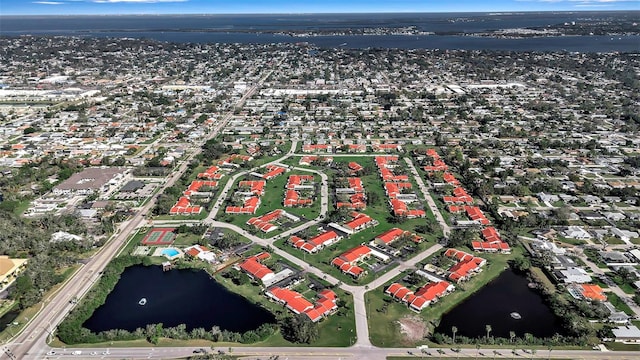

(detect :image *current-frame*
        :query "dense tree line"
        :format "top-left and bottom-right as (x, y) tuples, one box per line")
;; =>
(0, 207), (92, 309)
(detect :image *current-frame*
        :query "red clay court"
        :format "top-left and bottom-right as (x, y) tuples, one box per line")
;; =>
(141, 227), (176, 245)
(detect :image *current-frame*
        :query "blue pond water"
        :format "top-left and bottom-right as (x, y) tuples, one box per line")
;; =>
(82, 265), (275, 333)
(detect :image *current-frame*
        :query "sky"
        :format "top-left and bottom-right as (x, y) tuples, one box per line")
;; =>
(1, 0), (639, 16)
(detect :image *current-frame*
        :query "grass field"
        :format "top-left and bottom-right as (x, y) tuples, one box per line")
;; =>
(172, 233), (203, 247)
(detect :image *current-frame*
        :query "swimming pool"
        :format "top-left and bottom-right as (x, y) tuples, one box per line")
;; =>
(161, 248), (179, 257)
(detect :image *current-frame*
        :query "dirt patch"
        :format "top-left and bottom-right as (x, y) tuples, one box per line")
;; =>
(397, 315), (427, 343)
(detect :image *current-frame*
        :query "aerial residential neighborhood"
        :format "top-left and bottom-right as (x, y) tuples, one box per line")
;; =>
(0, 10), (639, 360)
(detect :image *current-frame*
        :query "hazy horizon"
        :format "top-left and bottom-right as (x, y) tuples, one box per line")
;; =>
(3, 0), (639, 16)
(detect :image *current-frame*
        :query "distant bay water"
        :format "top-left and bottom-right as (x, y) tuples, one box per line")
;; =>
(1, 12), (639, 52)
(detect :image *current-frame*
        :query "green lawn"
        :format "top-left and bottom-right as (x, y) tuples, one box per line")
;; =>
(273, 155), (441, 285)
(173, 233), (203, 247)
(217, 170), (321, 238)
(607, 292), (634, 315)
(605, 342), (640, 351)
(367, 248), (520, 347)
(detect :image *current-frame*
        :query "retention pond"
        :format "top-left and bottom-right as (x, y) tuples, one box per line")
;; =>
(83, 265), (275, 333)
(436, 269), (565, 339)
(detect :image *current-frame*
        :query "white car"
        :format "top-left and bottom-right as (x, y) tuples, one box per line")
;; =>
(46, 351), (56, 356)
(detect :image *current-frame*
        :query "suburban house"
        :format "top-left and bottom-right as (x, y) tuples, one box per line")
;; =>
(184, 244), (216, 263)
(568, 283), (607, 301)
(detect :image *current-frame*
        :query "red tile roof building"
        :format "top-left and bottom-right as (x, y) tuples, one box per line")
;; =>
(284, 175), (314, 207)
(348, 161), (364, 173)
(374, 228), (423, 246)
(238, 252), (275, 284)
(331, 245), (372, 278)
(170, 196), (202, 215)
(288, 231), (343, 254)
(471, 227), (511, 253)
(286, 175), (315, 190)
(247, 209), (283, 233)
(444, 248), (486, 283)
(225, 196), (261, 214)
(578, 284), (607, 301)
(336, 177), (367, 210)
(183, 180), (218, 196)
(266, 287), (338, 322)
(343, 212), (378, 233)
(262, 165), (287, 180)
(197, 165), (224, 180)
(302, 144), (331, 153)
(238, 180), (266, 196)
(386, 280), (454, 312)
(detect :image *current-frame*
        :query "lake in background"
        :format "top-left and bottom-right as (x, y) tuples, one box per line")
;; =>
(436, 269), (565, 339)
(82, 265), (275, 333)
(1, 12), (639, 52)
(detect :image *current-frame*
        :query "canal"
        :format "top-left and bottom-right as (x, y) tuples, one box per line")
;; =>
(436, 269), (565, 339)
(82, 265), (275, 333)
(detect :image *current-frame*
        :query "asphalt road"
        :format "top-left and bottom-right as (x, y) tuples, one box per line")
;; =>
(18, 344), (640, 360)
(6, 67), (275, 360)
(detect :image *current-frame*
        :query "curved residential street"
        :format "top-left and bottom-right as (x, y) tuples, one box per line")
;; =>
(4, 70), (636, 360)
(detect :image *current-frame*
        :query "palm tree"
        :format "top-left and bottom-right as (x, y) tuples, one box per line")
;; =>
(475, 342), (481, 360)
(547, 344), (553, 360)
(452, 326), (458, 344)
(485, 324), (492, 341)
(509, 331), (516, 343)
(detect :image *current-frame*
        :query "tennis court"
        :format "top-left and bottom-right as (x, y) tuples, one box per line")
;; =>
(141, 227), (176, 245)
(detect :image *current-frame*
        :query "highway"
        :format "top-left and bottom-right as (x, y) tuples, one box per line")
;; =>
(16, 344), (640, 360)
(5, 66), (275, 360)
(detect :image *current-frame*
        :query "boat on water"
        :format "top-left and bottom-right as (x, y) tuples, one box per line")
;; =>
(510, 312), (521, 320)
(138, 298), (147, 306)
